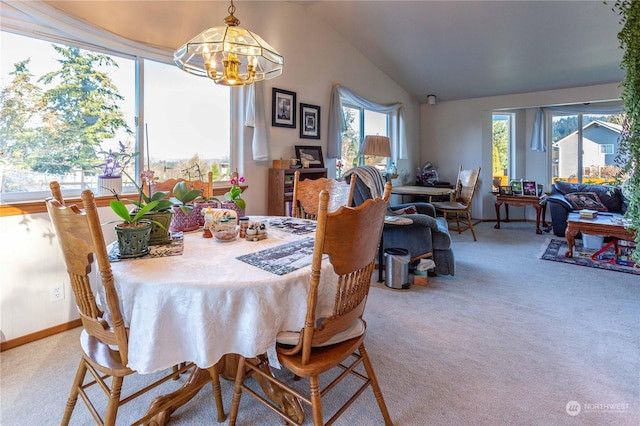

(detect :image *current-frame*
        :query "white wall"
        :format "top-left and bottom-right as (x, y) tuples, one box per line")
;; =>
(0, 2), (419, 342)
(420, 83), (622, 221)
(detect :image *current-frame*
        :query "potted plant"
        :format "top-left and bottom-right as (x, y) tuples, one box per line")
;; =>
(612, 0), (639, 264)
(222, 174), (246, 217)
(169, 181), (204, 232)
(126, 170), (175, 245)
(109, 198), (160, 258)
(97, 141), (138, 195)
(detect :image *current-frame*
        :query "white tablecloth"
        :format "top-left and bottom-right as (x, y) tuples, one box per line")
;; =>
(110, 217), (337, 374)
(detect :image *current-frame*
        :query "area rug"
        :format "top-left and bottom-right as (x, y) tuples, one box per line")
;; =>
(540, 238), (639, 275)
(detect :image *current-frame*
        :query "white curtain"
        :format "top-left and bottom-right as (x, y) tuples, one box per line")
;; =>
(328, 84), (407, 160)
(243, 82), (269, 161)
(2, 1), (170, 62)
(530, 102), (624, 152)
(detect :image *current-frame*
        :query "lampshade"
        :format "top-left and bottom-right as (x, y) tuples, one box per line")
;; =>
(174, 0), (283, 87)
(362, 135), (391, 157)
(427, 94), (437, 105)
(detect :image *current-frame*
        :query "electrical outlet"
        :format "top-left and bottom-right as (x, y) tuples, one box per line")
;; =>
(50, 283), (64, 302)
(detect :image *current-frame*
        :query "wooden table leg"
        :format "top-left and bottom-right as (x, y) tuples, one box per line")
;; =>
(534, 204), (542, 234)
(565, 226), (578, 258)
(494, 201), (502, 229)
(145, 354), (304, 426)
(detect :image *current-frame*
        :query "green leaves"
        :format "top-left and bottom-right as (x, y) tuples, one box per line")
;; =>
(109, 199), (159, 224)
(169, 181), (203, 213)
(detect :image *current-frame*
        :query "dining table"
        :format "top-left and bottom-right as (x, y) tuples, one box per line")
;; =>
(107, 216), (336, 424)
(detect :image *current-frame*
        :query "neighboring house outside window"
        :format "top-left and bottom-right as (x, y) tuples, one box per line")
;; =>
(552, 118), (623, 184)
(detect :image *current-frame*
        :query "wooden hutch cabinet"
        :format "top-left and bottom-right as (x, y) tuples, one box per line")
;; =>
(267, 168), (328, 216)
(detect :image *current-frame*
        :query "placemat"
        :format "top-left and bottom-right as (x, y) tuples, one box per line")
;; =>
(267, 217), (316, 234)
(108, 233), (184, 262)
(236, 237), (317, 275)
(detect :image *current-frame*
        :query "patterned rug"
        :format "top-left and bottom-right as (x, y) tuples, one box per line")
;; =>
(540, 239), (639, 276)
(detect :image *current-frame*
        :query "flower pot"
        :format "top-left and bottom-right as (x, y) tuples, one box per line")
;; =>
(170, 206), (201, 232)
(114, 220), (152, 258)
(221, 202), (245, 219)
(98, 176), (122, 195)
(131, 210), (173, 245)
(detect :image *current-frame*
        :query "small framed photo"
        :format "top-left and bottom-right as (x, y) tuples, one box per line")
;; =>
(295, 145), (324, 168)
(272, 88), (296, 128)
(523, 180), (537, 196)
(510, 179), (523, 196)
(537, 184), (544, 197)
(499, 185), (513, 196)
(300, 103), (320, 139)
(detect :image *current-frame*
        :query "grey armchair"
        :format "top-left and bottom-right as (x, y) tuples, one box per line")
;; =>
(344, 167), (455, 276)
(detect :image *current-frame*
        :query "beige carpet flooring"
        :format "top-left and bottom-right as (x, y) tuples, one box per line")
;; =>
(1, 221), (638, 425)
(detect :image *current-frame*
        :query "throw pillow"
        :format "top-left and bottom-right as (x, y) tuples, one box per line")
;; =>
(389, 205), (418, 215)
(564, 192), (609, 211)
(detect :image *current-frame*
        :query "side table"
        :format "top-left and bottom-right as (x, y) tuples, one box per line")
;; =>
(494, 194), (548, 234)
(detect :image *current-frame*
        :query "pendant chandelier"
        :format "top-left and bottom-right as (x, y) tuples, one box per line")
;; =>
(174, 0), (284, 87)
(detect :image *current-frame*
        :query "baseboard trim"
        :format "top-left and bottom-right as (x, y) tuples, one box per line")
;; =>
(1, 319), (82, 352)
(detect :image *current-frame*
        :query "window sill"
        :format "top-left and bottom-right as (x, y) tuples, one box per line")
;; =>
(0, 184), (245, 217)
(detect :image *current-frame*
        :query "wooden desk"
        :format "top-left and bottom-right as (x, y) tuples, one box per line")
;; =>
(565, 213), (635, 258)
(494, 194), (547, 234)
(391, 185), (454, 203)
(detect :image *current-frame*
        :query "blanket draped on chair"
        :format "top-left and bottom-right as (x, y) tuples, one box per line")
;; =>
(343, 166), (386, 199)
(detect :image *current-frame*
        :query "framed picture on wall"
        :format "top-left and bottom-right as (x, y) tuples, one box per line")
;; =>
(300, 103), (320, 139)
(272, 88), (296, 128)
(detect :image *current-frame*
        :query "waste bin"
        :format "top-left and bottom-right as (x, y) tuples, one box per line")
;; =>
(384, 248), (410, 290)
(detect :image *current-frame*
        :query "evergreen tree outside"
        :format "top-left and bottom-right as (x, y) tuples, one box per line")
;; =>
(1, 41), (132, 190)
(0, 60), (43, 171)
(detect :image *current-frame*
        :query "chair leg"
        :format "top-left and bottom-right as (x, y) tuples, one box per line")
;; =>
(104, 375), (123, 426)
(207, 364), (227, 422)
(309, 375), (323, 426)
(228, 356), (247, 426)
(61, 359), (87, 425)
(359, 344), (393, 426)
(466, 211), (477, 241)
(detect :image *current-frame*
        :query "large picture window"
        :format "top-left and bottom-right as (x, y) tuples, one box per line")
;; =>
(0, 30), (232, 202)
(551, 111), (625, 184)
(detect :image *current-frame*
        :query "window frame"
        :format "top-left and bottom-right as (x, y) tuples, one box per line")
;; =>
(341, 103), (391, 173)
(0, 28), (235, 204)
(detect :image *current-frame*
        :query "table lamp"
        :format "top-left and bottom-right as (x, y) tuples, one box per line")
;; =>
(362, 135), (396, 180)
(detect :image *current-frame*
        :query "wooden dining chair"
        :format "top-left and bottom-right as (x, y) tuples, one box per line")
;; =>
(46, 182), (225, 425)
(228, 184), (393, 426)
(431, 166), (481, 241)
(291, 170), (356, 219)
(151, 170), (214, 199)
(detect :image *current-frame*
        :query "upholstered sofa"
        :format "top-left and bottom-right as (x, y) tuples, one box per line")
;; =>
(345, 167), (455, 276)
(546, 181), (627, 237)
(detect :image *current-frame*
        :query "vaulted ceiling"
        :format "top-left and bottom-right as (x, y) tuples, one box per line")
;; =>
(43, 1), (625, 103)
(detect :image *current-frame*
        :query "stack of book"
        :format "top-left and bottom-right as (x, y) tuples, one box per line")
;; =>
(579, 209), (598, 219)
